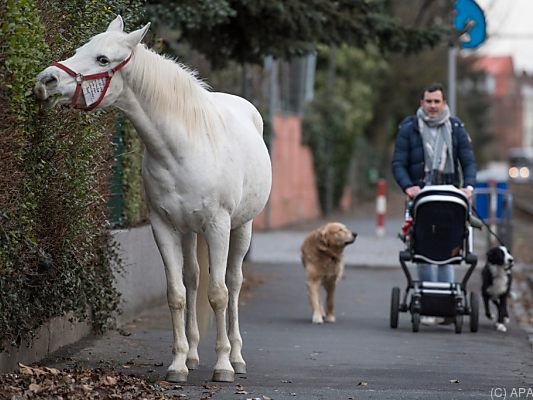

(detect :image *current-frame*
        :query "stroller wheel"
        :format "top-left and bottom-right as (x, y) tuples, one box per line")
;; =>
(412, 312), (420, 332)
(390, 287), (400, 329)
(469, 292), (479, 332)
(454, 314), (463, 334)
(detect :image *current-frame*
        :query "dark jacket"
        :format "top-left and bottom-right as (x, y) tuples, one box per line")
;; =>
(391, 115), (477, 191)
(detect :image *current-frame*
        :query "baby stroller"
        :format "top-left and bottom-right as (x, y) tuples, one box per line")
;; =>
(390, 185), (480, 333)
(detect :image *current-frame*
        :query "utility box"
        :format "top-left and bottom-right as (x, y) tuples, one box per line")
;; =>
(474, 168), (513, 251)
(474, 180), (508, 220)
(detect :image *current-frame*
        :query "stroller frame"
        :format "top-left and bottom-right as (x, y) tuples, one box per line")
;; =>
(390, 185), (480, 333)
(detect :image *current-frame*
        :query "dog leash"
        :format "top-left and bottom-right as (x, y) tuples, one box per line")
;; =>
(470, 205), (507, 247)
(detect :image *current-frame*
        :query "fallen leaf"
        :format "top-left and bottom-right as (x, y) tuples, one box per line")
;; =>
(44, 367), (60, 375)
(81, 383), (93, 392)
(28, 383), (42, 393)
(3, 365), (190, 399)
(103, 375), (117, 385)
(357, 381), (368, 386)
(449, 379), (460, 384)
(18, 363), (34, 375)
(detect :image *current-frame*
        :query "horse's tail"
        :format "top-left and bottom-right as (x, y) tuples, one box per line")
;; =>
(196, 234), (212, 338)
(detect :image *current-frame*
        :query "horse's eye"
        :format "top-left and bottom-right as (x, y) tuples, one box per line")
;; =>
(96, 55), (110, 66)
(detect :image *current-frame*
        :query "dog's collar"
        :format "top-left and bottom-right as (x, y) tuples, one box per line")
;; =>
(319, 248), (340, 263)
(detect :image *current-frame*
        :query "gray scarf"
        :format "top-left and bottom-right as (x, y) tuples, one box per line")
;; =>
(416, 105), (454, 185)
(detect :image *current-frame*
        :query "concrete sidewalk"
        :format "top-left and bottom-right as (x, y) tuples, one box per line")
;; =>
(40, 239), (533, 400)
(28, 212), (533, 399)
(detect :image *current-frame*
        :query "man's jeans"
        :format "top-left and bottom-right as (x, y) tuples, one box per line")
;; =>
(417, 263), (454, 282)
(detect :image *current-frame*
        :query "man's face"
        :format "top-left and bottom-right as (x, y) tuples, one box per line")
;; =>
(420, 90), (446, 117)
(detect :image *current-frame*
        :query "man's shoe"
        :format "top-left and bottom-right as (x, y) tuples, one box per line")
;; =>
(439, 317), (454, 325)
(421, 316), (437, 325)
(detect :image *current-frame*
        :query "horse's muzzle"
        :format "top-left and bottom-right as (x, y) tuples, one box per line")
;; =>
(33, 81), (48, 101)
(33, 70), (60, 101)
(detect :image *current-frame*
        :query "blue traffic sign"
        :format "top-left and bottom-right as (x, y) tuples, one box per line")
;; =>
(453, 0), (487, 49)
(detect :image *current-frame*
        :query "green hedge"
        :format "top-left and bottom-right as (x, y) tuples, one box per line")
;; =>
(120, 119), (147, 226)
(0, 0), (142, 351)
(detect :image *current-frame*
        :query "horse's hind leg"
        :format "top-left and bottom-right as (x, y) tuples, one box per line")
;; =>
(150, 217), (189, 382)
(205, 215), (234, 382)
(226, 221), (252, 374)
(182, 232), (200, 370)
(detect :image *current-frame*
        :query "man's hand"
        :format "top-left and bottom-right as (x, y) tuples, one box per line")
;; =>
(405, 186), (421, 198)
(460, 186), (473, 200)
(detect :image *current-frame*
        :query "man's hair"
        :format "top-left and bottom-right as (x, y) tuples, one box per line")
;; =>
(421, 83), (446, 100)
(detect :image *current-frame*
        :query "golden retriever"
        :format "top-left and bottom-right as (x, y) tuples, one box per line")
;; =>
(300, 222), (357, 324)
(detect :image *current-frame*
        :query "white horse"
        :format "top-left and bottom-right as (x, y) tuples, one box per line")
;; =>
(34, 16), (272, 383)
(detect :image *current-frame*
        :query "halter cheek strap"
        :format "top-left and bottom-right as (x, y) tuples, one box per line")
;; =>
(52, 53), (132, 111)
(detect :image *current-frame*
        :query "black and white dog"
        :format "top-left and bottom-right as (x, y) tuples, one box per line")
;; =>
(481, 246), (514, 332)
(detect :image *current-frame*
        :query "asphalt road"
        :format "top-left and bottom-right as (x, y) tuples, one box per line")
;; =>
(45, 262), (533, 400)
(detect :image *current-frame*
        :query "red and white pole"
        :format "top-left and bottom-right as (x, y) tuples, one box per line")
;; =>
(376, 178), (387, 237)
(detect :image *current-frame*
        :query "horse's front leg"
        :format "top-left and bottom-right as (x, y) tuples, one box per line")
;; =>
(226, 221), (252, 374)
(182, 232), (200, 370)
(205, 216), (233, 382)
(150, 216), (188, 382)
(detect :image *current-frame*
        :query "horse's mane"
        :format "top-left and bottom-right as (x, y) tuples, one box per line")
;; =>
(127, 44), (222, 136)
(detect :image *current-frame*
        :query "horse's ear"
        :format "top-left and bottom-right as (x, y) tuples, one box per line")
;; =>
(126, 22), (151, 48)
(107, 15), (124, 32)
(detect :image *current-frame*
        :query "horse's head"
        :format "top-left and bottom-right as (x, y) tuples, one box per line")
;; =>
(34, 16), (150, 110)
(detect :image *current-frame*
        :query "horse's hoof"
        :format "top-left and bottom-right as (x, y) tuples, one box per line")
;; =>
(166, 370), (188, 383)
(231, 362), (246, 374)
(212, 369), (234, 382)
(186, 358), (199, 370)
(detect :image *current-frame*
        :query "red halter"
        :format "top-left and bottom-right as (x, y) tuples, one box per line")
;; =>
(52, 53), (132, 111)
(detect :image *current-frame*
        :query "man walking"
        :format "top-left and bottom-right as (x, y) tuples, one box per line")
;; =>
(391, 83), (477, 285)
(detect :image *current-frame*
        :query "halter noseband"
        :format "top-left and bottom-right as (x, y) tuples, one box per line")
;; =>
(52, 53), (132, 111)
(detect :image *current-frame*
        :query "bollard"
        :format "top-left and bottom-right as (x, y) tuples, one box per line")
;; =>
(376, 178), (387, 237)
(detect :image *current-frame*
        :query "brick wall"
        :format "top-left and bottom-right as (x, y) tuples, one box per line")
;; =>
(254, 114), (320, 229)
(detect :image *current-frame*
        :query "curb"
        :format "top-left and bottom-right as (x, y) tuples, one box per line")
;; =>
(0, 313), (92, 374)
(0, 225), (167, 373)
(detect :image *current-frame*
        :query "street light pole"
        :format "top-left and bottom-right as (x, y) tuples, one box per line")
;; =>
(448, 42), (457, 116)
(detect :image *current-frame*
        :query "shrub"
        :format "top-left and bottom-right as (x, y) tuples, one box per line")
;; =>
(0, 0), (142, 350)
